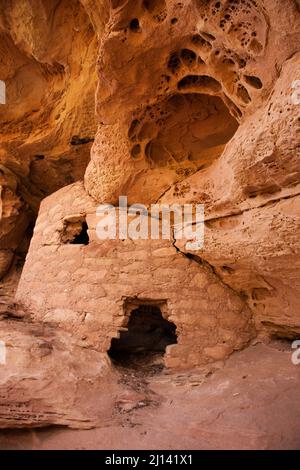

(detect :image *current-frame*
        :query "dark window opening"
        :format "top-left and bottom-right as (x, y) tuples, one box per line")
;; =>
(61, 218), (89, 245)
(108, 304), (177, 368)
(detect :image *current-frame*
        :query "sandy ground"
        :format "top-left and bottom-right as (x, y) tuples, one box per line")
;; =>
(0, 342), (300, 450)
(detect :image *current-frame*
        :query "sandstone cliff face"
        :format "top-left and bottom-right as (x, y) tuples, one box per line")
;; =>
(0, 0), (299, 429)
(172, 52), (300, 338)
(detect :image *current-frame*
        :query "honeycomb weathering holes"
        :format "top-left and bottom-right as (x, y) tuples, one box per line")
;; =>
(167, 52), (181, 74)
(131, 144), (141, 159)
(143, 0), (167, 22)
(180, 49), (197, 67)
(111, 0), (127, 9)
(191, 34), (213, 51)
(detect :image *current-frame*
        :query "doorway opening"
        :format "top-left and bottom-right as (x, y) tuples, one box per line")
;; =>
(108, 304), (177, 370)
(60, 216), (89, 245)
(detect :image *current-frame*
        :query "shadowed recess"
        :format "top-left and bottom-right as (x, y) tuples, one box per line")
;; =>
(108, 305), (177, 367)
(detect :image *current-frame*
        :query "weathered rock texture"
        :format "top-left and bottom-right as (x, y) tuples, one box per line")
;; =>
(0, 0), (105, 308)
(15, 182), (254, 369)
(0, 319), (119, 428)
(2, 344), (300, 450)
(0, 0), (300, 431)
(84, 0), (300, 338)
(169, 48), (300, 338)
